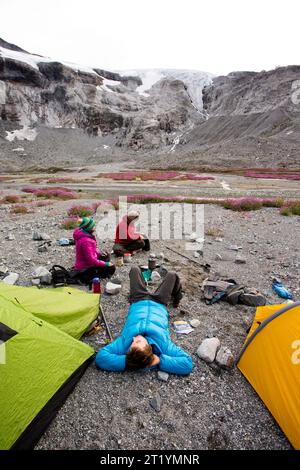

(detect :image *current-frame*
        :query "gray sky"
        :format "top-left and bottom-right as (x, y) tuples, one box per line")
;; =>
(1, 0), (299, 75)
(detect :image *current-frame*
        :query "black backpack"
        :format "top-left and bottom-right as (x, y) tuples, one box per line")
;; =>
(50, 265), (78, 287)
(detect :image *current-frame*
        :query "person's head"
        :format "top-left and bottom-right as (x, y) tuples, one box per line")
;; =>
(127, 210), (139, 223)
(125, 335), (154, 370)
(78, 217), (96, 233)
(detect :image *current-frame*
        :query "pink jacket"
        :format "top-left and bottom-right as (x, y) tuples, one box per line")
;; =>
(73, 228), (106, 271)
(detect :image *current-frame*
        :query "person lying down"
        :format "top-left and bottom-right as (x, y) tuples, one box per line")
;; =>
(95, 266), (193, 375)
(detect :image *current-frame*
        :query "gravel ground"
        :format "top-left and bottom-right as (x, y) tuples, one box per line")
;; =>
(0, 197), (299, 450)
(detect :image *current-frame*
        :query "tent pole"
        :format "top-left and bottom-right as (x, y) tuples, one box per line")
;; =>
(99, 303), (113, 342)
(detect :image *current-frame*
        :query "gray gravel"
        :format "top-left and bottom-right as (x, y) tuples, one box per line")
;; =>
(0, 197), (299, 450)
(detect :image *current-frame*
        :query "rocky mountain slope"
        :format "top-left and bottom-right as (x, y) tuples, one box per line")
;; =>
(0, 38), (299, 171)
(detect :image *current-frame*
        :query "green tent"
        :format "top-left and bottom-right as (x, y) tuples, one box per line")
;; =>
(0, 285), (99, 450)
(0, 284), (99, 339)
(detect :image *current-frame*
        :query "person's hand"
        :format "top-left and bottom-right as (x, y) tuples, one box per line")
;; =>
(108, 262), (114, 267)
(151, 354), (160, 366)
(139, 234), (144, 240)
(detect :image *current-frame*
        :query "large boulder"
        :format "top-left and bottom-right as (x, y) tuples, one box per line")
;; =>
(31, 266), (52, 285)
(197, 337), (220, 363)
(2, 273), (19, 285)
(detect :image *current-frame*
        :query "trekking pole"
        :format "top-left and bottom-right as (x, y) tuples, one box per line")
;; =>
(166, 246), (211, 272)
(99, 303), (113, 342)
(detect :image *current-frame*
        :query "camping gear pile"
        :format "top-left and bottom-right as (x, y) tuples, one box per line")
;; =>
(201, 278), (266, 306)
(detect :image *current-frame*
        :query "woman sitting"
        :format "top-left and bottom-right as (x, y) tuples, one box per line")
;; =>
(73, 217), (115, 285)
(113, 210), (150, 257)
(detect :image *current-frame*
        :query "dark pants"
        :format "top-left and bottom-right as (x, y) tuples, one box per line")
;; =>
(113, 238), (150, 257)
(129, 266), (183, 306)
(75, 253), (115, 286)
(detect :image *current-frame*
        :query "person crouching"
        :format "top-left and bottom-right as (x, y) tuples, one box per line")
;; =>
(73, 217), (115, 286)
(113, 210), (150, 257)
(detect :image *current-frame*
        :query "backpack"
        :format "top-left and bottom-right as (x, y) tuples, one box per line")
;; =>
(225, 285), (266, 307)
(49, 265), (78, 287)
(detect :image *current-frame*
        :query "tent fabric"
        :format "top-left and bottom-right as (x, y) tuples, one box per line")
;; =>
(0, 284), (99, 339)
(0, 287), (95, 449)
(237, 302), (300, 449)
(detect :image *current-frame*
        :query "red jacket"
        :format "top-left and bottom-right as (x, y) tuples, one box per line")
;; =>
(73, 228), (106, 270)
(115, 216), (140, 245)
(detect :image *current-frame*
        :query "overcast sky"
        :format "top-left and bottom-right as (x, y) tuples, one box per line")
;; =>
(1, 0), (299, 75)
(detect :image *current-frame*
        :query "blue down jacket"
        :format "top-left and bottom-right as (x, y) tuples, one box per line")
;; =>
(95, 299), (193, 375)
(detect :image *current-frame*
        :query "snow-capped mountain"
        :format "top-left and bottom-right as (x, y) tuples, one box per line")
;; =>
(0, 37), (300, 171)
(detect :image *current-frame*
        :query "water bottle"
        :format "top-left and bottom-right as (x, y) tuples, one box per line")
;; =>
(124, 253), (132, 264)
(92, 277), (101, 294)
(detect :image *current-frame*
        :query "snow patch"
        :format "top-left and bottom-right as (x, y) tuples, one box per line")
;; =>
(6, 126), (37, 142)
(99, 78), (121, 93)
(12, 147), (25, 152)
(117, 69), (164, 96)
(220, 180), (231, 191)
(169, 135), (181, 153)
(118, 69), (213, 108)
(103, 78), (121, 87)
(0, 46), (97, 76)
(103, 145), (110, 149)
(0, 81), (6, 105)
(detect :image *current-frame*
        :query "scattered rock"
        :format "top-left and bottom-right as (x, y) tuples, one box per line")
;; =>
(32, 266), (52, 284)
(179, 309), (189, 316)
(235, 256), (246, 264)
(189, 232), (197, 242)
(150, 393), (162, 412)
(215, 346), (234, 369)
(32, 232), (43, 241)
(0, 265), (8, 275)
(110, 277), (122, 286)
(2, 272), (19, 285)
(228, 245), (242, 251)
(38, 245), (48, 253)
(33, 232), (51, 241)
(5, 234), (15, 241)
(189, 319), (200, 328)
(215, 253), (222, 261)
(215, 237), (223, 242)
(31, 278), (41, 286)
(105, 281), (122, 295)
(207, 427), (229, 449)
(157, 371), (169, 382)
(197, 337), (220, 363)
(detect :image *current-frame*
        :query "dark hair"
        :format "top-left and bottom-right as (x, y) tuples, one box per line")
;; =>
(126, 344), (154, 370)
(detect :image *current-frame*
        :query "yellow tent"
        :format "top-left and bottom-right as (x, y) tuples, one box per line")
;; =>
(237, 302), (300, 449)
